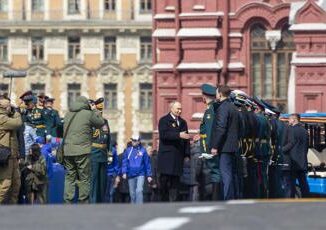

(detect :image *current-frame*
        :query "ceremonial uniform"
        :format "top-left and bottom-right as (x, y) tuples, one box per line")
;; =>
(199, 84), (221, 200)
(90, 98), (111, 203)
(26, 107), (46, 137)
(19, 91), (46, 137)
(43, 98), (61, 137)
(253, 97), (272, 198)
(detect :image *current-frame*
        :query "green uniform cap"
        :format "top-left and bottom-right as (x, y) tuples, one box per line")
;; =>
(201, 84), (217, 97)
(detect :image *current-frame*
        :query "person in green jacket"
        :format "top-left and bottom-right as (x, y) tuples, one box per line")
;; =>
(194, 84), (221, 200)
(90, 98), (111, 203)
(63, 96), (105, 204)
(43, 98), (62, 137)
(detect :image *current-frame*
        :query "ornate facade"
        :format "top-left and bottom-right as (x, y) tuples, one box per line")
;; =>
(152, 0), (326, 146)
(0, 0), (153, 152)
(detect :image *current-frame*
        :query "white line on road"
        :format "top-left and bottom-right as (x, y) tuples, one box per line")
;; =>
(178, 206), (224, 214)
(134, 217), (190, 230)
(226, 200), (256, 205)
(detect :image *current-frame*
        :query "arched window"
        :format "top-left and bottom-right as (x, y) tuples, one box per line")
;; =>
(250, 24), (295, 112)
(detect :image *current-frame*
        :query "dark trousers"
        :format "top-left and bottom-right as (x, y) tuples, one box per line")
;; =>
(219, 153), (236, 200)
(159, 174), (180, 202)
(283, 170), (309, 198)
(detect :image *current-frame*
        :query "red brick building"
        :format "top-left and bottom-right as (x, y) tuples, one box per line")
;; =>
(152, 0), (326, 140)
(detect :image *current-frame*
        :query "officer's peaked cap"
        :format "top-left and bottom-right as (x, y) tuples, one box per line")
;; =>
(201, 84), (217, 96)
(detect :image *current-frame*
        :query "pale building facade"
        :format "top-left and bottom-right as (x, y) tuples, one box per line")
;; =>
(0, 0), (153, 152)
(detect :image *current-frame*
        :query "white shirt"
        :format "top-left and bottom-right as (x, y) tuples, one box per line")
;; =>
(170, 113), (180, 126)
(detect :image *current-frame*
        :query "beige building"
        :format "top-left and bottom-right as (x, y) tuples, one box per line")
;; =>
(0, 0), (153, 152)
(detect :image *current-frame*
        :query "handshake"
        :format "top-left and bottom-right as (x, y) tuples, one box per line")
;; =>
(179, 131), (192, 140)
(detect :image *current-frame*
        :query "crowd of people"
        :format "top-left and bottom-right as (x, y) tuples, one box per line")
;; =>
(0, 83), (310, 205)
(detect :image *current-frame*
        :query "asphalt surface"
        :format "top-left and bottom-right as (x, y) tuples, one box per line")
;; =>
(1, 200), (326, 230)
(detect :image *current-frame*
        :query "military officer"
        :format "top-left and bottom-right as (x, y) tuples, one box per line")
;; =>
(43, 98), (62, 137)
(37, 93), (48, 110)
(195, 84), (221, 200)
(18, 91), (46, 138)
(90, 97), (111, 203)
(261, 100), (286, 198)
(253, 97), (272, 198)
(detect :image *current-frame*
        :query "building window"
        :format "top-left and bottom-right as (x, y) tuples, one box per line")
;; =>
(140, 0), (152, 13)
(105, 0), (116, 11)
(32, 37), (44, 62)
(68, 0), (80, 14)
(0, 37), (8, 62)
(139, 83), (152, 111)
(140, 37), (152, 62)
(104, 83), (118, 110)
(31, 83), (45, 97)
(140, 132), (152, 148)
(68, 83), (81, 108)
(32, 0), (44, 12)
(0, 83), (8, 96)
(250, 24), (295, 113)
(68, 37), (81, 61)
(0, 0), (7, 12)
(104, 37), (116, 61)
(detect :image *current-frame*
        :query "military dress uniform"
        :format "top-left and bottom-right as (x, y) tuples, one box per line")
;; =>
(253, 97), (271, 198)
(19, 91), (47, 137)
(26, 107), (46, 137)
(90, 98), (111, 203)
(43, 98), (61, 137)
(199, 84), (221, 200)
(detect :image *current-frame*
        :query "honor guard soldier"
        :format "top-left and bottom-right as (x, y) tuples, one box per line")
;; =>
(43, 98), (62, 137)
(19, 91), (46, 137)
(253, 97), (272, 198)
(197, 83), (221, 200)
(261, 100), (286, 198)
(90, 97), (111, 203)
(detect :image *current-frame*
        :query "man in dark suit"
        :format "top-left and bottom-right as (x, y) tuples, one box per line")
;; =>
(158, 101), (191, 202)
(211, 86), (240, 200)
(282, 113), (309, 198)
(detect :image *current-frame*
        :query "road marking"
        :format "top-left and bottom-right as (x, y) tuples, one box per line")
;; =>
(226, 200), (256, 205)
(134, 217), (190, 230)
(178, 206), (224, 214)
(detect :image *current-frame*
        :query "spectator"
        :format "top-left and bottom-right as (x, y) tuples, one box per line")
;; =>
(147, 147), (159, 202)
(63, 96), (105, 204)
(23, 122), (38, 160)
(24, 144), (47, 204)
(122, 135), (152, 204)
(105, 141), (119, 203)
(282, 113), (309, 198)
(0, 97), (23, 204)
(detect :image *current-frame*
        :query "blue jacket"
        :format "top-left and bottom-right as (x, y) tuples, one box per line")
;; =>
(122, 145), (152, 178)
(107, 147), (119, 176)
(41, 143), (55, 179)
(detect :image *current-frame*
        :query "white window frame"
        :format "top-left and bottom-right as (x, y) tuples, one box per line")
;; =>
(0, 37), (8, 62)
(104, 36), (117, 61)
(103, 83), (118, 110)
(67, 83), (81, 109)
(31, 37), (44, 62)
(104, 0), (116, 12)
(140, 37), (152, 63)
(68, 36), (81, 62)
(31, 0), (44, 12)
(139, 0), (151, 14)
(139, 83), (152, 111)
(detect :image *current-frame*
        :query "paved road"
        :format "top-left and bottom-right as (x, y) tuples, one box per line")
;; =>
(1, 200), (326, 230)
